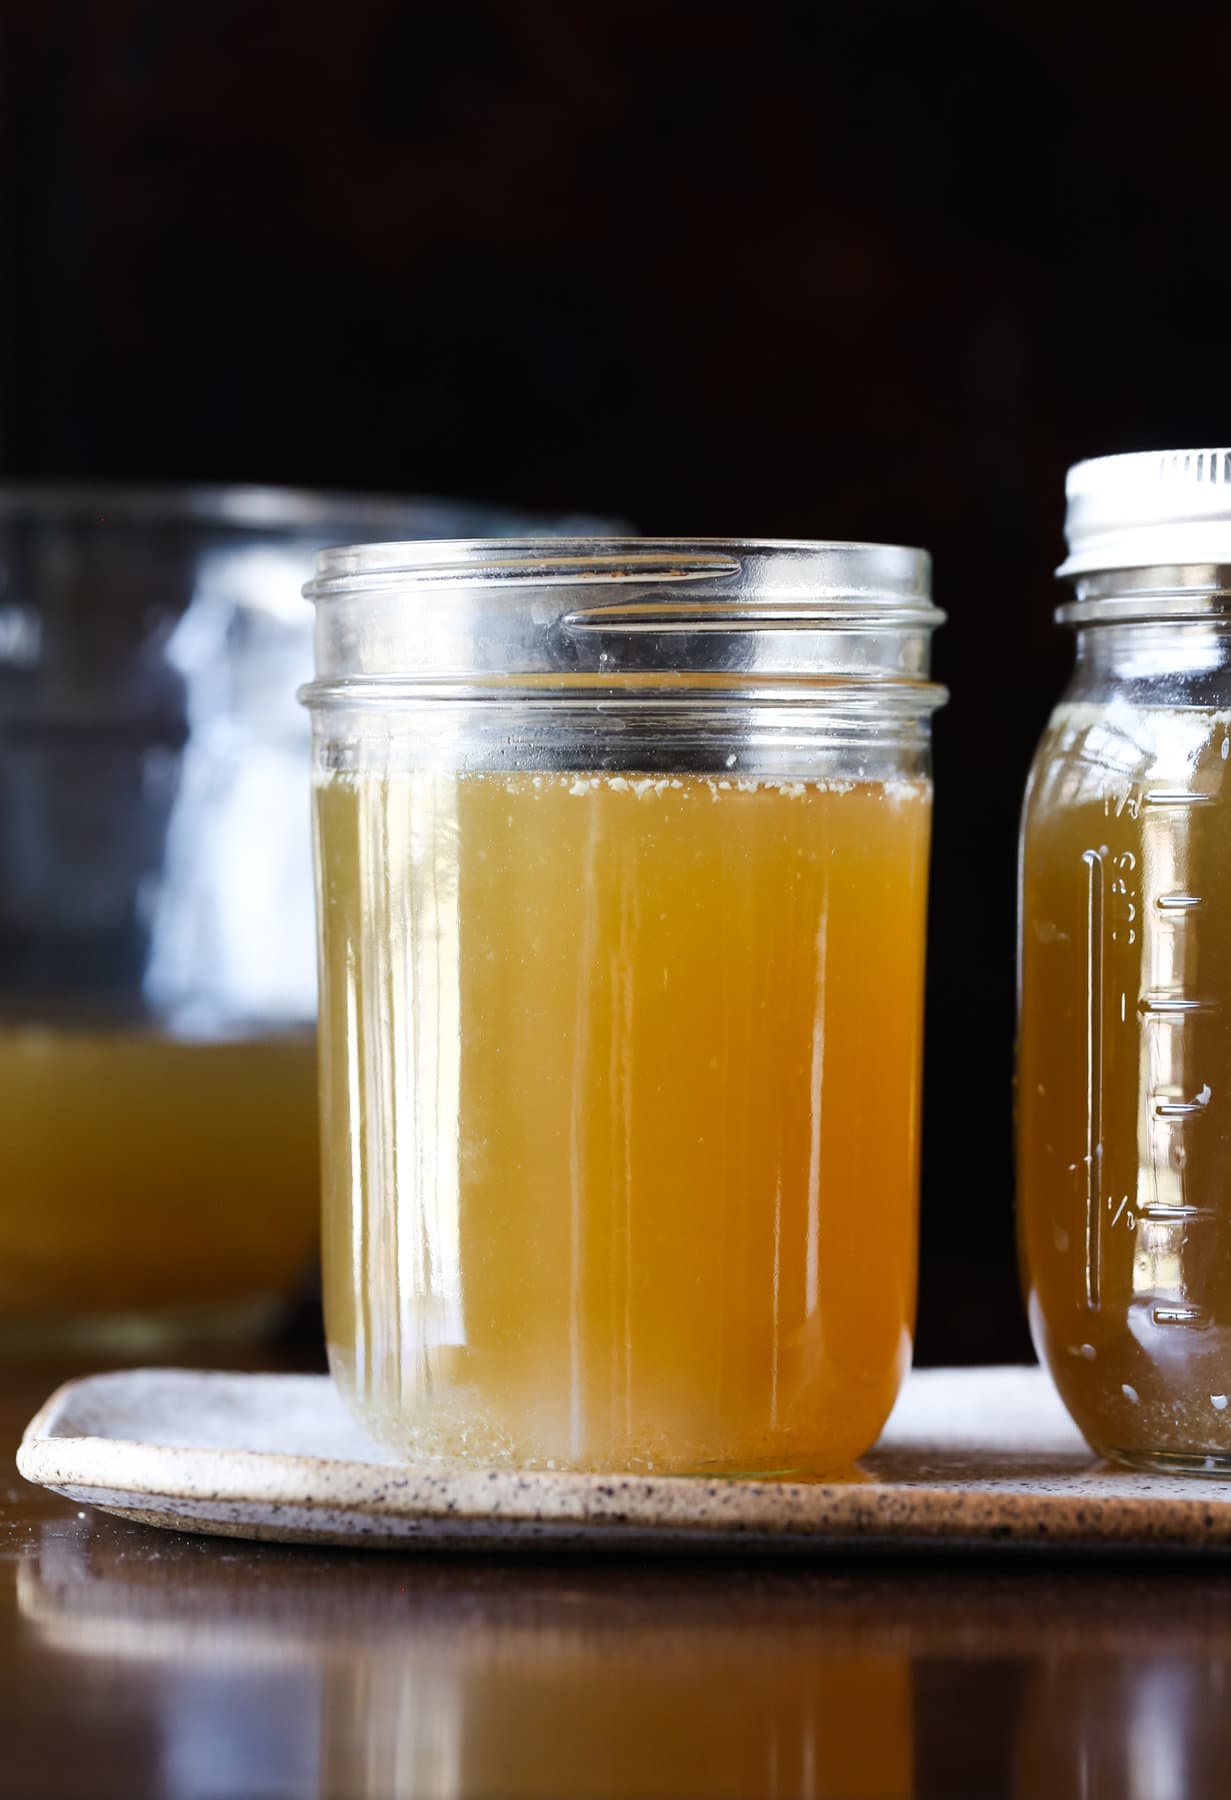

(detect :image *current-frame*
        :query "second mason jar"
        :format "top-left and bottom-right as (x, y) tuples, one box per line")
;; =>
(1020, 451), (1231, 1473)
(304, 540), (944, 1474)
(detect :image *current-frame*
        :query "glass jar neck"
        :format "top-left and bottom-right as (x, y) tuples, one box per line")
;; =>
(1060, 565), (1231, 697)
(1071, 617), (1231, 686)
(1059, 563), (1231, 625)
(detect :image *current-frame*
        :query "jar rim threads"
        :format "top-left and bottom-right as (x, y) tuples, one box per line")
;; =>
(302, 537), (946, 711)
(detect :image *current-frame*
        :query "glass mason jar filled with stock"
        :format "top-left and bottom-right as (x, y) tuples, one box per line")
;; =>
(1020, 450), (1231, 1472)
(0, 485), (596, 1347)
(305, 539), (945, 1475)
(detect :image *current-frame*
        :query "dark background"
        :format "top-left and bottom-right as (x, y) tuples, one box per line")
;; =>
(5, 0), (1231, 1365)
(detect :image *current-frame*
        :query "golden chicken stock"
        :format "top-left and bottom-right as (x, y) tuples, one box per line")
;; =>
(1020, 702), (1231, 1468)
(316, 767), (931, 1475)
(0, 1026), (318, 1332)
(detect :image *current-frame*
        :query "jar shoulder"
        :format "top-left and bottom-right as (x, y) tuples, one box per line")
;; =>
(1022, 678), (1231, 836)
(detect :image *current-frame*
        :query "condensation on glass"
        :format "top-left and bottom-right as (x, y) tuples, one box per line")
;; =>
(304, 539), (945, 1475)
(1019, 450), (1231, 1473)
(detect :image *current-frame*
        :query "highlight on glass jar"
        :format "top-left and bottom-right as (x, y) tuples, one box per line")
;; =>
(1019, 450), (1231, 1473)
(0, 485), (604, 1349)
(304, 538), (946, 1475)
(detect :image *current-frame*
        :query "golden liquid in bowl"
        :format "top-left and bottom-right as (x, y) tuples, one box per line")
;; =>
(0, 1026), (319, 1331)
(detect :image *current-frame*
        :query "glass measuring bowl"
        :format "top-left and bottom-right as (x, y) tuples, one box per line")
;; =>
(1019, 450), (1231, 1472)
(0, 485), (606, 1349)
(304, 539), (945, 1475)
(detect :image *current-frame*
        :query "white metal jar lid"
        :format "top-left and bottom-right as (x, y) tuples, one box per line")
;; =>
(1059, 449), (1231, 578)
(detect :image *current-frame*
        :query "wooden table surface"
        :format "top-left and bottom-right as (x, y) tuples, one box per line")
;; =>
(4, 1348), (1230, 1800)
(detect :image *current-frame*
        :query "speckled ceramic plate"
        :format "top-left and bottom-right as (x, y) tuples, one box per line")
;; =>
(16, 1365), (1231, 1552)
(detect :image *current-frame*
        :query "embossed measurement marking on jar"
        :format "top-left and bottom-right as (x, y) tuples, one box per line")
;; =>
(1154, 1087), (1211, 1118)
(1143, 790), (1217, 807)
(1152, 1304), (1213, 1329)
(1137, 1202), (1216, 1223)
(1083, 791), (1218, 1320)
(1082, 848), (1105, 1308)
(1138, 787), (1215, 1328)
(1138, 994), (1219, 1015)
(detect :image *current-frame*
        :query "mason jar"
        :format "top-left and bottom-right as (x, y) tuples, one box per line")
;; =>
(304, 539), (945, 1475)
(1019, 450), (1231, 1473)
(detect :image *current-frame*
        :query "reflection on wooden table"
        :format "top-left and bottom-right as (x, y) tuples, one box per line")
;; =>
(25, 1540), (911, 1797)
(5, 1359), (1231, 1798)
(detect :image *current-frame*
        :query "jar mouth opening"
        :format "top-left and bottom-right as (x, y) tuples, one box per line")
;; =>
(306, 538), (942, 692)
(306, 536), (936, 613)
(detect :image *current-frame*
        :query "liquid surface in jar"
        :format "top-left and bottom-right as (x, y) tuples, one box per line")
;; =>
(0, 1027), (320, 1326)
(1020, 703), (1231, 1467)
(316, 767), (931, 1474)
